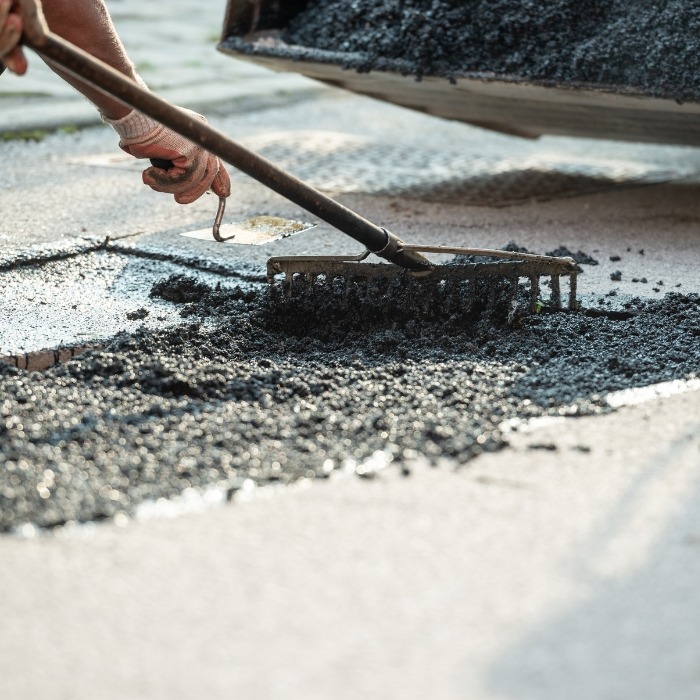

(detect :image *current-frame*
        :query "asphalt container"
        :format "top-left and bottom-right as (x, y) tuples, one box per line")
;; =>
(218, 0), (700, 147)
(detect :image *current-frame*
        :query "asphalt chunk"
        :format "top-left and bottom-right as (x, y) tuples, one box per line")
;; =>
(1, 277), (698, 532)
(545, 247), (599, 266)
(126, 308), (149, 321)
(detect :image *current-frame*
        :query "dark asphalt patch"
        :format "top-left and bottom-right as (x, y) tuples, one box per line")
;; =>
(1, 276), (698, 532)
(283, 1), (700, 101)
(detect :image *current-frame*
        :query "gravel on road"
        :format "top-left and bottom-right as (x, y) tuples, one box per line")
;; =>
(283, 1), (700, 101)
(1, 260), (698, 532)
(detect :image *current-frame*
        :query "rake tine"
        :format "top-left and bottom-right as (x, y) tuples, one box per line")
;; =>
(486, 284), (499, 316)
(509, 276), (519, 304)
(453, 281), (464, 314)
(351, 277), (364, 301)
(266, 247), (579, 318)
(444, 280), (457, 313)
(568, 273), (578, 310)
(550, 274), (562, 309)
(423, 280), (434, 316)
(465, 280), (477, 315)
(359, 278), (370, 302)
(506, 277), (520, 324)
(437, 279), (447, 314)
(529, 275), (540, 312)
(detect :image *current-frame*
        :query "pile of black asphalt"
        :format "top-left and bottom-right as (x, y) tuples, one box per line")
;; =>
(1, 267), (698, 532)
(282, 0), (700, 101)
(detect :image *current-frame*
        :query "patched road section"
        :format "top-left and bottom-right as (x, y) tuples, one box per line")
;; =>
(1, 270), (698, 532)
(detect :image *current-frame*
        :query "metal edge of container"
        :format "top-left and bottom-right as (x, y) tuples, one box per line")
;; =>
(220, 0), (309, 37)
(217, 2), (700, 147)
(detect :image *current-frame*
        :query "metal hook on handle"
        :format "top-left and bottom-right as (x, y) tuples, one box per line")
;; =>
(211, 196), (231, 242)
(150, 158), (230, 243)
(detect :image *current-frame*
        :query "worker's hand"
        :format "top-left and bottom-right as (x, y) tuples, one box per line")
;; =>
(0, 0), (28, 74)
(106, 109), (231, 204)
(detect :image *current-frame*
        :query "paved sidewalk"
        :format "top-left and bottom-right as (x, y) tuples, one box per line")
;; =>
(0, 0), (321, 132)
(2, 387), (700, 700)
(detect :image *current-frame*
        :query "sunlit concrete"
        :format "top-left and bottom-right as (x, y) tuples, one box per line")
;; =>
(1, 388), (699, 700)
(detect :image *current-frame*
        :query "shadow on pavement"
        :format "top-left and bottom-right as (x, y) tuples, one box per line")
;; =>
(486, 418), (700, 699)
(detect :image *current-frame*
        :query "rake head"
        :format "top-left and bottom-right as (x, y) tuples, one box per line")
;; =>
(267, 245), (579, 322)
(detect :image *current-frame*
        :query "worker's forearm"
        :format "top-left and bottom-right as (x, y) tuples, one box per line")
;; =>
(40, 0), (137, 118)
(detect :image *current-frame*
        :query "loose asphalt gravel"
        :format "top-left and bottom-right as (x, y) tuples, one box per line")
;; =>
(282, 0), (700, 101)
(1, 254), (698, 532)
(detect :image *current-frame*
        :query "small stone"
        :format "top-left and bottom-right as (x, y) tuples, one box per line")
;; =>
(126, 308), (149, 321)
(528, 443), (558, 451)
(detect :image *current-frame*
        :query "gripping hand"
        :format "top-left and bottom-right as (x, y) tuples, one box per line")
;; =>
(107, 109), (231, 204)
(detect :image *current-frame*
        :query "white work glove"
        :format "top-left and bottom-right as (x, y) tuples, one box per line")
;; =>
(105, 109), (231, 204)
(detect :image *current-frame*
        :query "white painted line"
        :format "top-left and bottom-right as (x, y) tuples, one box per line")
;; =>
(605, 377), (700, 408)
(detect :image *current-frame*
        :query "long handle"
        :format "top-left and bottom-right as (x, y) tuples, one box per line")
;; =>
(24, 27), (432, 271)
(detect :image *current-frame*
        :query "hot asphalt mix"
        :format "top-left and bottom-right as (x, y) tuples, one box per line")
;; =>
(2, 261), (698, 531)
(285, 0), (700, 100)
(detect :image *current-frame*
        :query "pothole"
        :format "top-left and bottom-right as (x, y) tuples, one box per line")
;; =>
(1, 265), (698, 534)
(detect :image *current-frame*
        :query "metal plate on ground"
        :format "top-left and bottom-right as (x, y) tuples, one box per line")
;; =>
(64, 133), (683, 209)
(180, 216), (316, 245)
(219, 34), (700, 147)
(240, 130), (678, 206)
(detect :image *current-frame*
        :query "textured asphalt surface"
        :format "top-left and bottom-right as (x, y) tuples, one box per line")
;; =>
(285, 1), (700, 100)
(2, 2), (700, 698)
(1, 267), (699, 532)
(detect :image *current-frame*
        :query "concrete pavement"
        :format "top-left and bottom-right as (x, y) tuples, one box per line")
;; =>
(1, 2), (700, 698)
(2, 388), (699, 700)
(0, 0), (322, 132)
